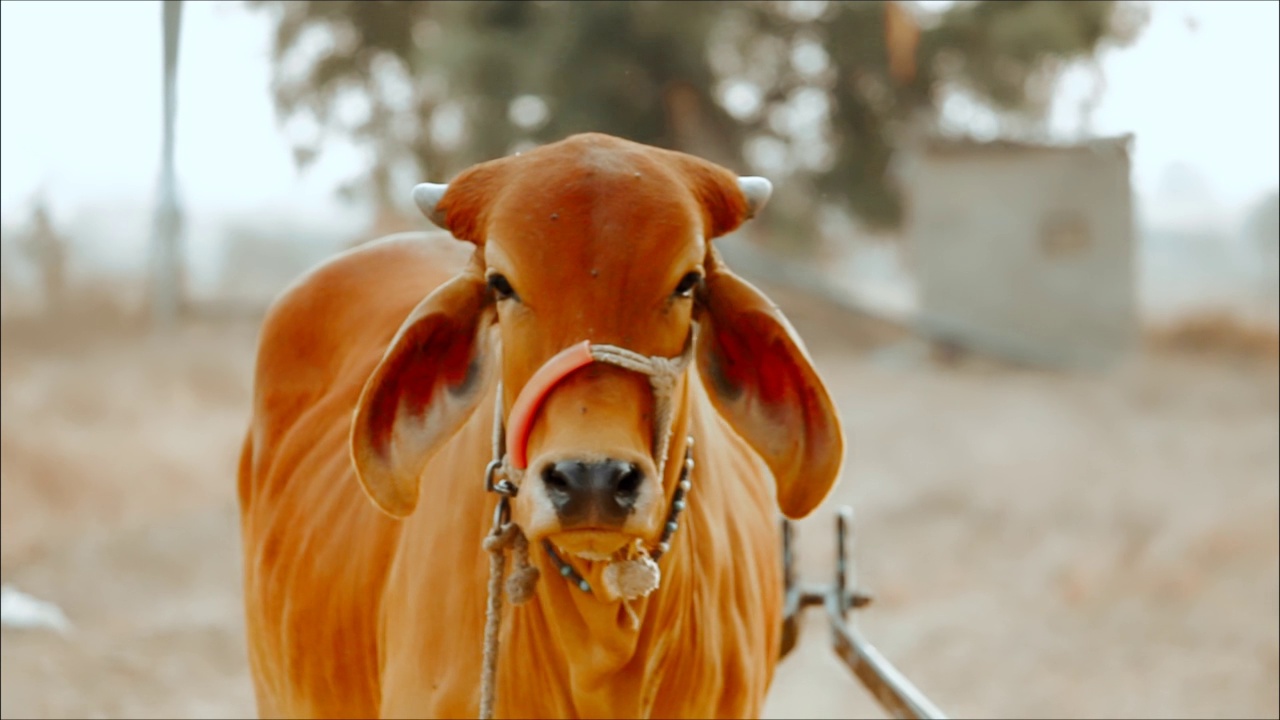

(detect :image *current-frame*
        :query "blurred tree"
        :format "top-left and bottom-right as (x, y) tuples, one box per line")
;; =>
(1244, 190), (1279, 253)
(249, 0), (1146, 246)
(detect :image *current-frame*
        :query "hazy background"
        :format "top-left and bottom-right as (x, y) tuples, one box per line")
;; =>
(1, 0), (1276, 314)
(1, 1), (1276, 718)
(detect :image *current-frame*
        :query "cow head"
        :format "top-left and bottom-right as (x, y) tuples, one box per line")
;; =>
(350, 134), (843, 557)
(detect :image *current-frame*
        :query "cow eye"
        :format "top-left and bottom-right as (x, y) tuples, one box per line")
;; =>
(673, 271), (703, 298)
(487, 273), (517, 301)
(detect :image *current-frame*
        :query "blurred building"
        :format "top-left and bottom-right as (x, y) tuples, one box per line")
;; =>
(904, 134), (1138, 370)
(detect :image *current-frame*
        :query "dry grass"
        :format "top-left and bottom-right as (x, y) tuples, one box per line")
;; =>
(1146, 310), (1280, 364)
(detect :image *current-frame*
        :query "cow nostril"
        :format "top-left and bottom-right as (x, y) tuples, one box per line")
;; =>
(542, 459), (643, 521)
(614, 465), (642, 501)
(542, 465), (573, 494)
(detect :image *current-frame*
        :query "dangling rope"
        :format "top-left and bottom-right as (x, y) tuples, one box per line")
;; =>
(479, 499), (539, 720)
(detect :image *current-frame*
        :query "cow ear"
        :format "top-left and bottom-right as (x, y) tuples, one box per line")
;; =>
(694, 255), (845, 519)
(350, 271), (496, 518)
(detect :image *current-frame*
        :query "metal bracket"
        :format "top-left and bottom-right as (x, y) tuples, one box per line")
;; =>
(780, 505), (948, 720)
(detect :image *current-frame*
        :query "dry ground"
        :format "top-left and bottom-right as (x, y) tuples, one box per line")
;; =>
(1, 284), (1277, 719)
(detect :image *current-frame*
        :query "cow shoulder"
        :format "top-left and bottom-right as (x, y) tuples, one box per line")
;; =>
(250, 231), (474, 451)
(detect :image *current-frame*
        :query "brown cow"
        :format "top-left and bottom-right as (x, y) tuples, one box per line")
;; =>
(238, 133), (844, 718)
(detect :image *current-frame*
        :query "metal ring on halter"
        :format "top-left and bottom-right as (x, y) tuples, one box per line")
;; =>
(485, 459), (518, 497)
(491, 495), (512, 532)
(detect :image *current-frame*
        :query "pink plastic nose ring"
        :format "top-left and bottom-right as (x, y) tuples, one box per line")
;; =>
(504, 340), (595, 470)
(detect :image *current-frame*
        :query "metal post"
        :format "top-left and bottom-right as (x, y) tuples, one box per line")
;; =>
(830, 506), (945, 720)
(151, 0), (184, 332)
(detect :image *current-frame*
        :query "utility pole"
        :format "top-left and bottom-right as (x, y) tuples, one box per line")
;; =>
(151, 0), (184, 332)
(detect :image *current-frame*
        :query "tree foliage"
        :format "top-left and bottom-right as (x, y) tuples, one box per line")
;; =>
(249, 0), (1147, 240)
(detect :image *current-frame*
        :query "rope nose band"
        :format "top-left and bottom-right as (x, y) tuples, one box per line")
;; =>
(501, 325), (698, 474)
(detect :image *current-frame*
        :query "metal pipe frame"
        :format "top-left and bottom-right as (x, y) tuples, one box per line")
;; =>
(779, 506), (948, 720)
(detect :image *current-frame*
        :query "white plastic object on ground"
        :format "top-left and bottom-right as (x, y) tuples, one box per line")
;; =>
(1, 584), (72, 635)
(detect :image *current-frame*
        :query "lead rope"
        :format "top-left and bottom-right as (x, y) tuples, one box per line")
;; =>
(477, 329), (697, 719)
(480, 380), (538, 720)
(480, 503), (537, 720)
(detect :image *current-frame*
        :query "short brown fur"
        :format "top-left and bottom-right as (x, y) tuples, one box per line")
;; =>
(239, 133), (844, 718)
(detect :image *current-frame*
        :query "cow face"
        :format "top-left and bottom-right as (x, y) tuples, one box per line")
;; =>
(350, 134), (844, 553)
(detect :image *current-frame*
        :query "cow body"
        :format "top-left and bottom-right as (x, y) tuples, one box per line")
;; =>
(239, 134), (843, 719)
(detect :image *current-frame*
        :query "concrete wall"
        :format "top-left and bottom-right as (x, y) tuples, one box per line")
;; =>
(905, 136), (1138, 370)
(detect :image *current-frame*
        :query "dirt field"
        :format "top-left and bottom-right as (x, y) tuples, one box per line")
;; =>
(1, 284), (1277, 719)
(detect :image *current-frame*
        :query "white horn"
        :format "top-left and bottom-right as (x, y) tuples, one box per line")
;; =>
(411, 182), (449, 229)
(738, 176), (773, 219)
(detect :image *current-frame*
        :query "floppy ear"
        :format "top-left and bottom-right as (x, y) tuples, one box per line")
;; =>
(350, 271), (496, 518)
(695, 253), (845, 519)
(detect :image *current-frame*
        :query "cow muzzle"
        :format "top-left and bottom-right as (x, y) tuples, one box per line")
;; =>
(489, 327), (696, 548)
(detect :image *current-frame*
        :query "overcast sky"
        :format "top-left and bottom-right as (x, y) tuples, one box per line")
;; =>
(1, 0), (1277, 230)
